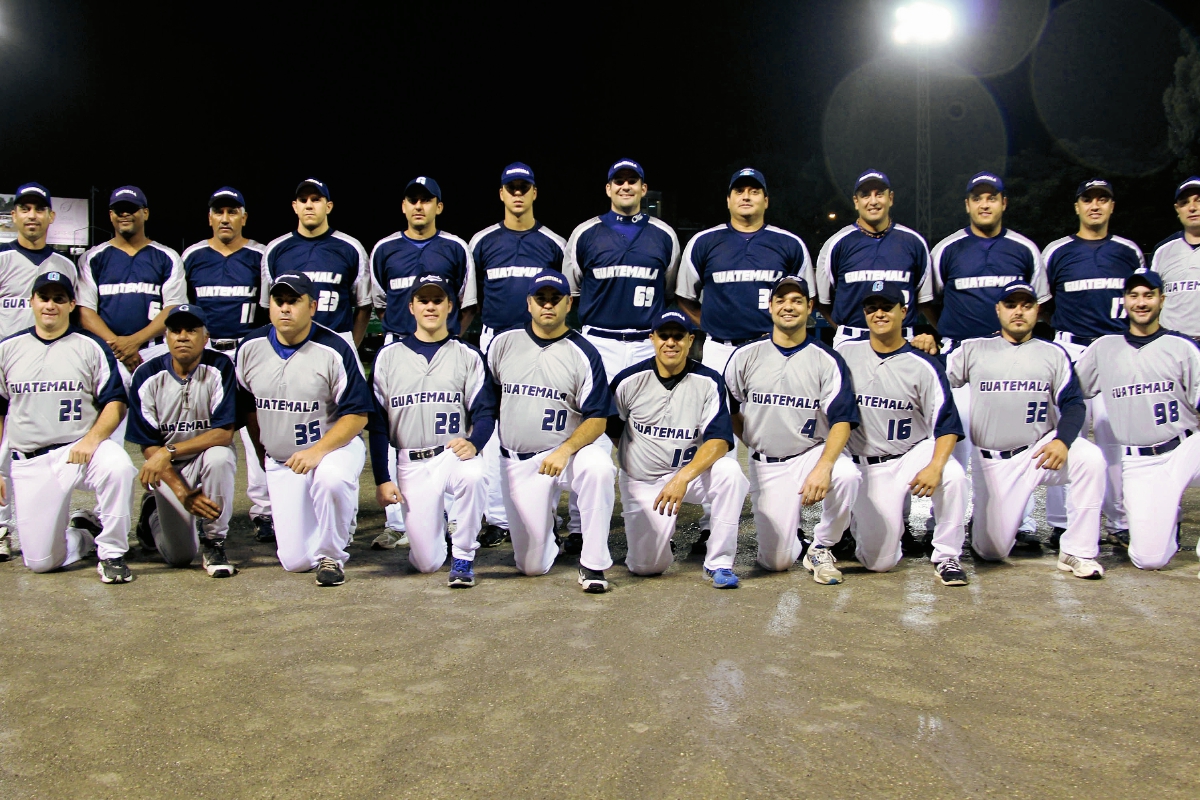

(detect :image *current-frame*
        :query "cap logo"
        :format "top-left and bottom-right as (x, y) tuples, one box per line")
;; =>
(420, 274), (441, 282)
(976, 174), (999, 183)
(506, 168), (530, 176)
(416, 177), (427, 185)
(23, 187), (47, 197)
(861, 172), (885, 181)
(739, 169), (755, 176)
(872, 280), (885, 292)
(613, 161), (638, 170)
(305, 179), (324, 188)
(47, 272), (60, 281)
(214, 191), (237, 198)
(115, 189), (136, 197)
(1086, 180), (1107, 189)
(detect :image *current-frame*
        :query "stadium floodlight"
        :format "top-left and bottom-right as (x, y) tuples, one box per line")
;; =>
(893, 2), (954, 46)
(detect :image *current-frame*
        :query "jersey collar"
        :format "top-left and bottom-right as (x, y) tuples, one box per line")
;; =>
(524, 322), (572, 347)
(1124, 327), (1168, 348)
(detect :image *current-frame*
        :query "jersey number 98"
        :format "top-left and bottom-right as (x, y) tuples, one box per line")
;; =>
(633, 286), (655, 308)
(1154, 400), (1179, 426)
(59, 398), (82, 421)
(294, 420), (322, 445)
(542, 408), (567, 431)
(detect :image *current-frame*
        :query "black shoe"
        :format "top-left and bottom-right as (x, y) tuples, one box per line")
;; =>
(577, 566), (609, 593)
(253, 515), (276, 543)
(70, 510), (103, 537)
(563, 531), (583, 556)
(1014, 529), (1042, 549)
(478, 524), (509, 548)
(315, 557), (345, 586)
(135, 493), (157, 551)
(669, 539), (676, 555)
(901, 525), (928, 556)
(1049, 527), (1065, 551)
(1107, 529), (1130, 549)
(200, 539), (236, 578)
(830, 530), (856, 561)
(935, 557), (969, 586)
(689, 529), (711, 557)
(97, 556), (131, 584)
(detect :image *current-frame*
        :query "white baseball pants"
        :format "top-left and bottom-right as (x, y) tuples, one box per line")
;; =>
(240, 428), (271, 520)
(477, 327), (508, 529)
(971, 433), (1104, 561)
(148, 446), (236, 567)
(620, 458), (749, 574)
(265, 436), (365, 572)
(500, 442), (615, 575)
(844, 438), (968, 571)
(10, 439), (136, 572)
(1121, 432), (1200, 570)
(749, 449), (860, 571)
(393, 449), (485, 572)
(0, 428), (14, 531)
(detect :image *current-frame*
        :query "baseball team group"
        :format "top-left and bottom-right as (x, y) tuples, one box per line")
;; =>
(2, 156), (1199, 592)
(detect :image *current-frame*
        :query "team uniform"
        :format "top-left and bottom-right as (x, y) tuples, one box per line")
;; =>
(946, 335), (1103, 562)
(836, 340), (967, 570)
(724, 337), (862, 571)
(126, 349), (238, 566)
(261, 230), (371, 340)
(0, 324), (136, 573)
(1042, 234), (1145, 532)
(235, 322), (373, 573)
(369, 335), (496, 573)
(1149, 232), (1200, 338)
(487, 324), (616, 577)
(1075, 329), (1200, 570)
(369, 232), (476, 338)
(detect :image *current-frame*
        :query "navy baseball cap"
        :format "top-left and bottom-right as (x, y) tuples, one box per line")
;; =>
(209, 186), (245, 209)
(861, 280), (906, 308)
(607, 159), (645, 181)
(500, 163), (536, 187)
(295, 178), (330, 200)
(651, 310), (694, 333)
(966, 172), (1005, 196)
(109, 186), (148, 208)
(771, 274), (811, 298)
(729, 168), (767, 193)
(1075, 178), (1113, 199)
(1125, 268), (1163, 292)
(405, 176), (442, 201)
(14, 182), (52, 209)
(165, 303), (208, 330)
(528, 270), (570, 296)
(270, 272), (315, 298)
(412, 274), (451, 298)
(31, 270), (75, 300)
(1175, 177), (1200, 201)
(854, 170), (891, 193)
(998, 280), (1038, 302)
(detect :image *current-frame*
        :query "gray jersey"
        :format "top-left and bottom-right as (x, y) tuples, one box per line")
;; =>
(610, 359), (733, 482)
(946, 335), (1080, 451)
(125, 350), (238, 461)
(234, 322), (374, 461)
(1075, 330), (1200, 446)
(371, 336), (496, 451)
(487, 327), (614, 454)
(0, 326), (127, 453)
(723, 337), (858, 457)
(836, 340), (963, 458)
(1150, 234), (1200, 337)
(0, 243), (78, 338)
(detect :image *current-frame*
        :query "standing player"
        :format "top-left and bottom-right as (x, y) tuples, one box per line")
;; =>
(369, 275), (495, 586)
(0, 182), (78, 561)
(724, 275), (862, 574)
(261, 178), (372, 347)
(126, 305), (238, 577)
(1042, 179), (1144, 546)
(368, 176), (477, 548)
(487, 271), (616, 592)
(609, 311), (749, 587)
(946, 281), (1106, 578)
(182, 186), (274, 543)
(0, 272), (136, 582)
(468, 163), (566, 547)
(1149, 176), (1200, 340)
(1075, 270), (1200, 573)
(236, 273), (372, 586)
(822, 283), (968, 585)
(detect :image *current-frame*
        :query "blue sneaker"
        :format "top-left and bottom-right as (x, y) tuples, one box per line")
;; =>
(448, 558), (475, 588)
(705, 567), (739, 589)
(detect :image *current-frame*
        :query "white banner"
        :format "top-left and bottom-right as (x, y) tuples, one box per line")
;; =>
(0, 194), (91, 247)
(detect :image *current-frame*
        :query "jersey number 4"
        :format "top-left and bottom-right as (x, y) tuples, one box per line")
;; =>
(294, 420), (322, 446)
(58, 398), (82, 421)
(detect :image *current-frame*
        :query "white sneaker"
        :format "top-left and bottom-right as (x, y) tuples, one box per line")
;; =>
(802, 545), (843, 585)
(1058, 552), (1104, 579)
(371, 529), (408, 550)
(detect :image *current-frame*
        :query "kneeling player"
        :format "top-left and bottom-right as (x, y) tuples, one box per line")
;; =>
(724, 276), (861, 575)
(1076, 270), (1200, 574)
(0, 272), (137, 582)
(126, 305), (238, 577)
(370, 275), (494, 586)
(947, 281), (1105, 578)
(610, 311), (749, 587)
(833, 283), (969, 584)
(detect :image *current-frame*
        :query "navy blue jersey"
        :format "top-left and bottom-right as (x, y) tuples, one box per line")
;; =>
(676, 223), (813, 341)
(1043, 234), (1145, 338)
(126, 349), (238, 451)
(261, 229), (371, 334)
(369, 231), (476, 336)
(468, 222), (566, 333)
(77, 242), (188, 337)
(929, 228), (1049, 341)
(564, 211), (681, 332)
(815, 223), (932, 328)
(182, 240), (267, 340)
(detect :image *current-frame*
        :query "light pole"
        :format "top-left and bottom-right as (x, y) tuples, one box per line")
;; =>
(893, 2), (953, 242)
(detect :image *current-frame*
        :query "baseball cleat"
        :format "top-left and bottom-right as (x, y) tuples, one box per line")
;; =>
(705, 567), (739, 589)
(97, 556), (132, 584)
(135, 493), (157, 551)
(253, 515), (276, 543)
(447, 558), (476, 588)
(315, 557), (345, 586)
(477, 525), (509, 548)
(1106, 529), (1130, 549)
(1058, 552), (1105, 579)
(577, 566), (609, 593)
(689, 529), (711, 557)
(935, 557), (968, 586)
(200, 539), (236, 578)
(0, 526), (11, 562)
(802, 545), (842, 585)
(371, 529), (408, 549)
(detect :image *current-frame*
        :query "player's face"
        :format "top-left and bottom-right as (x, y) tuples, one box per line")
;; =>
(1075, 191), (1114, 229)
(403, 192), (443, 231)
(1175, 193), (1200, 233)
(209, 205), (247, 243)
(996, 296), (1038, 339)
(728, 184), (768, 222)
(606, 171), (647, 215)
(409, 287), (452, 333)
(651, 326), (693, 370)
(965, 190), (1006, 233)
(862, 299), (904, 336)
(293, 193), (332, 232)
(269, 289), (315, 336)
(769, 291), (811, 333)
(166, 324), (208, 363)
(109, 203), (147, 238)
(501, 181), (537, 217)
(12, 202), (56, 245)
(527, 288), (570, 329)
(853, 186), (892, 226)
(31, 287), (74, 335)
(1124, 285), (1163, 327)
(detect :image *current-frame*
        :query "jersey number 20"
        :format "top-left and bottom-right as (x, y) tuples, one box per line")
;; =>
(542, 408), (567, 431)
(59, 398), (82, 421)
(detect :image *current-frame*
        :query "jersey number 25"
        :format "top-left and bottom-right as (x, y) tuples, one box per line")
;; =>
(59, 398), (82, 421)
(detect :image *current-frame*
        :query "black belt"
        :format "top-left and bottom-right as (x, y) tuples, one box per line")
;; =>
(407, 445), (444, 461)
(210, 339), (238, 351)
(751, 451), (803, 463)
(500, 446), (542, 461)
(11, 441), (71, 461)
(711, 336), (758, 347)
(587, 329), (650, 342)
(852, 453), (902, 465)
(979, 444), (1031, 460)
(1125, 429), (1195, 457)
